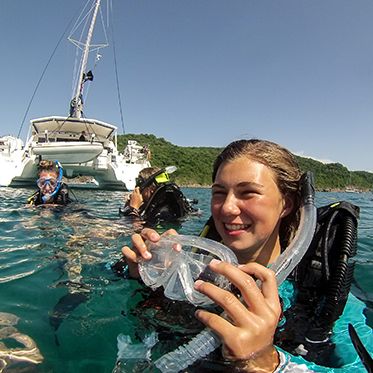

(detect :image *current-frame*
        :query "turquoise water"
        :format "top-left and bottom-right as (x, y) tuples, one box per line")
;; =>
(0, 188), (372, 372)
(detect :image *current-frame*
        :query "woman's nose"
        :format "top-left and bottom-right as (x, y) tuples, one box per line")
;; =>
(221, 193), (240, 215)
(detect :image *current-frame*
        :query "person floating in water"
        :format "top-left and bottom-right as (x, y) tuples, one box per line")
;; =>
(121, 139), (372, 372)
(27, 160), (72, 206)
(119, 166), (199, 226)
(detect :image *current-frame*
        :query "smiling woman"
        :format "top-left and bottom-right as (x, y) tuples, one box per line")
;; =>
(122, 138), (372, 372)
(210, 139), (302, 264)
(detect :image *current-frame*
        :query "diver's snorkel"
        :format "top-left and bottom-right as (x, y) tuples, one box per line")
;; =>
(270, 171), (316, 283)
(137, 166), (177, 192)
(41, 161), (63, 203)
(153, 171), (317, 372)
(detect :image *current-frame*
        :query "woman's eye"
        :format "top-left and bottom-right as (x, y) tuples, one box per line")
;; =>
(211, 190), (226, 197)
(241, 190), (259, 197)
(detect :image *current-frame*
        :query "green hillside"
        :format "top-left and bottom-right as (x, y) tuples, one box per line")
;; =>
(118, 134), (373, 191)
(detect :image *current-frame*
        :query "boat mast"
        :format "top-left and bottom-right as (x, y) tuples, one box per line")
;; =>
(70, 0), (101, 119)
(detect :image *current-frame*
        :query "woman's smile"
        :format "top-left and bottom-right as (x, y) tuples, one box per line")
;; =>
(224, 223), (251, 234)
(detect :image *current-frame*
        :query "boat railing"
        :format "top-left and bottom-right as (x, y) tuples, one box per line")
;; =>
(33, 132), (110, 145)
(122, 141), (151, 164)
(0, 137), (24, 155)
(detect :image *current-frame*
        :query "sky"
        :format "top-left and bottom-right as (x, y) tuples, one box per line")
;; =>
(1, 0), (373, 172)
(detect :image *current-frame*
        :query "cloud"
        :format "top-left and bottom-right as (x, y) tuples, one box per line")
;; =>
(293, 151), (335, 165)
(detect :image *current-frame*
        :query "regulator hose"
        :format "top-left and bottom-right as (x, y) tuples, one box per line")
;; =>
(306, 210), (358, 342)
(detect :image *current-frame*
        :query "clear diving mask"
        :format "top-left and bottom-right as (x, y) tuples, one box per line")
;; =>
(138, 235), (238, 307)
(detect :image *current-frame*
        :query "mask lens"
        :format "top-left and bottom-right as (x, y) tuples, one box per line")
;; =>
(37, 177), (57, 189)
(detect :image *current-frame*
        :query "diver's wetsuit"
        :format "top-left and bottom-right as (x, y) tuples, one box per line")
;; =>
(28, 183), (72, 206)
(119, 204), (141, 218)
(119, 182), (198, 224)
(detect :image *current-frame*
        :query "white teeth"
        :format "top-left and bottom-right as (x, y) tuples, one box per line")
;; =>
(225, 224), (248, 231)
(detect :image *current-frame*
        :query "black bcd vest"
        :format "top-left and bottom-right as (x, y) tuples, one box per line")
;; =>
(275, 201), (360, 367)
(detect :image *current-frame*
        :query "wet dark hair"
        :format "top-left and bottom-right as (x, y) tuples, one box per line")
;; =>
(135, 167), (162, 200)
(138, 167), (161, 181)
(212, 139), (302, 248)
(38, 160), (59, 176)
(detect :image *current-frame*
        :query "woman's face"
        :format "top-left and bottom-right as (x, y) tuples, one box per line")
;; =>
(211, 157), (291, 265)
(37, 170), (58, 195)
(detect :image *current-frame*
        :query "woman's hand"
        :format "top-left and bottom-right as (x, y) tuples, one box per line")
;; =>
(194, 261), (281, 367)
(121, 228), (177, 278)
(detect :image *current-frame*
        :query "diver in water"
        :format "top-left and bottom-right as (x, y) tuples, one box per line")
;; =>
(119, 166), (199, 226)
(27, 160), (72, 206)
(120, 139), (372, 372)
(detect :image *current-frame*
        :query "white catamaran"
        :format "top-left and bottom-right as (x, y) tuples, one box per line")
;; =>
(0, 0), (151, 190)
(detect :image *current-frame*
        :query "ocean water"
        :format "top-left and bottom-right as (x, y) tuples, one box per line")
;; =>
(0, 187), (372, 372)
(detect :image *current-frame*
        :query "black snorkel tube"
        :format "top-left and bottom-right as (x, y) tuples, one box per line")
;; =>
(154, 172), (317, 372)
(137, 166), (177, 192)
(41, 161), (63, 204)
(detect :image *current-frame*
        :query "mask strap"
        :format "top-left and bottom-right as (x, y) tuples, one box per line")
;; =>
(138, 166), (177, 192)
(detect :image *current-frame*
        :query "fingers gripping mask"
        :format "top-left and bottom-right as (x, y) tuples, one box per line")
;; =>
(138, 235), (238, 307)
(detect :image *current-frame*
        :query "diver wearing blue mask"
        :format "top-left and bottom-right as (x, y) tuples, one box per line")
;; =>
(28, 160), (72, 206)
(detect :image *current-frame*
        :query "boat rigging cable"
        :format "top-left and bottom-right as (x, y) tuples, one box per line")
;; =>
(69, 0), (95, 102)
(70, 1), (109, 115)
(17, 10), (79, 140)
(18, 0), (126, 138)
(109, 2), (126, 134)
(69, 0), (125, 133)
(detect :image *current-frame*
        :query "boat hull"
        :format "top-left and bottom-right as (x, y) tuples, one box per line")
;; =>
(32, 141), (103, 164)
(1, 121), (151, 191)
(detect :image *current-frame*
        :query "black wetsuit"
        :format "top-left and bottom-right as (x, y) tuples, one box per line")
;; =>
(119, 204), (142, 218)
(28, 183), (72, 206)
(119, 182), (198, 224)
